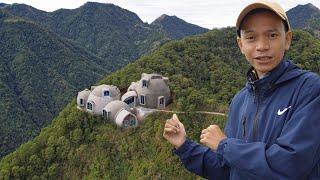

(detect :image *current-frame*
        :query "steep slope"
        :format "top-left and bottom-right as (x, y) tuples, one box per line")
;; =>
(0, 10), (113, 158)
(1, 27), (319, 178)
(287, 3), (320, 38)
(151, 14), (209, 39)
(47, 2), (168, 66)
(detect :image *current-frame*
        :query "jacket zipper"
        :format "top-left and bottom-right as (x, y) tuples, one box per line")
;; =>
(242, 116), (246, 137)
(252, 84), (260, 140)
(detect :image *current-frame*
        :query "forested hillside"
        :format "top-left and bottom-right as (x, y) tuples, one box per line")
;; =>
(0, 10), (112, 158)
(286, 30), (320, 72)
(0, 2), (209, 158)
(2, 2), (211, 67)
(2, 2), (174, 68)
(0, 27), (318, 179)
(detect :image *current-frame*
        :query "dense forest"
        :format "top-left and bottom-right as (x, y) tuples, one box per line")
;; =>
(0, 10), (113, 158)
(1, 2), (206, 68)
(0, 27), (319, 179)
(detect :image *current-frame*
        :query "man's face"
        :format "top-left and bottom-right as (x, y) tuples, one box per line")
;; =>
(237, 11), (292, 77)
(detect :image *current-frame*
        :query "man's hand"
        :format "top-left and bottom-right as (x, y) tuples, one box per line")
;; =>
(200, 125), (226, 151)
(163, 114), (186, 149)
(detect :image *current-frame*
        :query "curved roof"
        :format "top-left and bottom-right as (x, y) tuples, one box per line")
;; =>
(91, 84), (120, 98)
(128, 82), (138, 91)
(77, 89), (91, 107)
(135, 75), (170, 97)
(121, 91), (137, 101)
(87, 85), (121, 114)
(115, 109), (137, 127)
(141, 73), (164, 80)
(103, 100), (131, 120)
(77, 89), (91, 98)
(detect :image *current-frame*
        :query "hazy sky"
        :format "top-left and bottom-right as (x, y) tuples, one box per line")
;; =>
(1, 0), (320, 29)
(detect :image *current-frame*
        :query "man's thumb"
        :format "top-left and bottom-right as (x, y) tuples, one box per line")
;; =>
(172, 114), (179, 121)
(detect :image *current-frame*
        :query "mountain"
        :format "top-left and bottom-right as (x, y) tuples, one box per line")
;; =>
(287, 3), (320, 29)
(0, 10), (114, 158)
(0, 2), (210, 158)
(1, 27), (319, 178)
(2, 2), (169, 68)
(0, 3), (7, 8)
(152, 14), (209, 39)
(287, 3), (320, 38)
(2, 2), (210, 66)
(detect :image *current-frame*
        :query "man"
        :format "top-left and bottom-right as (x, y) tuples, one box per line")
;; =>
(163, 1), (320, 179)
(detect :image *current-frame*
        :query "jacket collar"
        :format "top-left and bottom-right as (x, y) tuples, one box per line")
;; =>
(245, 60), (305, 94)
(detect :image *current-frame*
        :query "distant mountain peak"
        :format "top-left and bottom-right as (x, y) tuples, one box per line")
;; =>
(81, 1), (114, 8)
(288, 3), (320, 14)
(287, 3), (320, 29)
(5, 2), (48, 14)
(0, 3), (8, 8)
(153, 14), (183, 24)
(10, 3), (35, 9)
(156, 14), (169, 21)
(151, 14), (208, 40)
(75, 1), (143, 25)
(302, 3), (319, 10)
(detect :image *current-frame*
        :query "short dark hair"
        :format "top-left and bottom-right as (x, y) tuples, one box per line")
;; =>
(237, 8), (289, 37)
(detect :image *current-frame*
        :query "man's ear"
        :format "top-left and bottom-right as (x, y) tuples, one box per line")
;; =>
(237, 37), (244, 54)
(285, 31), (292, 51)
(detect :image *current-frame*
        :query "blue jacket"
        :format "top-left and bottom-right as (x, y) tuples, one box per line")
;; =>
(174, 60), (320, 179)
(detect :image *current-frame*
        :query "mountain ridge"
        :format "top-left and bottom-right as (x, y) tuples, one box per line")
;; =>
(287, 3), (320, 38)
(151, 14), (209, 39)
(1, 2), (168, 66)
(0, 3), (7, 8)
(287, 3), (320, 28)
(2, 2), (209, 66)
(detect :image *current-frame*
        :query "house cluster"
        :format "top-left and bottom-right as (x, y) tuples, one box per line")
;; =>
(77, 73), (171, 128)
